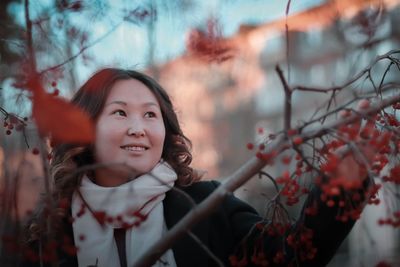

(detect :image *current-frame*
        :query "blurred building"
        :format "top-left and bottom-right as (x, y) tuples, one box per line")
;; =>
(156, 0), (400, 266)
(158, 0), (400, 176)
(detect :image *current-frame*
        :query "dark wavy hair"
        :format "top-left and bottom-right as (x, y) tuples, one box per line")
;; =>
(51, 68), (198, 200)
(25, 69), (199, 244)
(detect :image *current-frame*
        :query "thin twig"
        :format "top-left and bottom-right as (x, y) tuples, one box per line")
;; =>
(38, 22), (123, 76)
(285, 0), (292, 83)
(24, 0), (36, 72)
(292, 49), (400, 92)
(378, 62), (393, 97)
(187, 231), (225, 267)
(276, 65), (292, 131)
(259, 171), (279, 194)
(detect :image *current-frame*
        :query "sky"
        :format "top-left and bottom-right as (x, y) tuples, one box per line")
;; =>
(7, 0), (325, 76)
(87, 0), (325, 69)
(3, 0), (325, 114)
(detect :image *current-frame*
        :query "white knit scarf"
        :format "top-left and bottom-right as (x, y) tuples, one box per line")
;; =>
(71, 161), (178, 267)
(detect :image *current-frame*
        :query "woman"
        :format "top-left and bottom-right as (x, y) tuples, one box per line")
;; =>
(23, 68), (369, 267)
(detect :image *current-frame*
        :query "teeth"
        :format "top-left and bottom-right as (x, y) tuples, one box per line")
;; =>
(123, 146), (146, 151)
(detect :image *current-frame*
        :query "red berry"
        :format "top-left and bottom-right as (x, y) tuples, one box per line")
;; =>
(32, 148), (40, 155)
(357, 99), (370, 110)
(339, 109), (351, 118)
(287, 129), (298, 136)
(293, 136), (303, 145)
(53, 89), (59, 96)
(281, 155), (291, 165)
(246, 143), (254, 150)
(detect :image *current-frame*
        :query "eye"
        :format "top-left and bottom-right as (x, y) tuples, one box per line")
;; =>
(111, 109), (127, 117)
(144, 111), (156, 118)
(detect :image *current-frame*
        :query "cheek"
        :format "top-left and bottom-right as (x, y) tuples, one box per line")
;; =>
(149, 123), (166, 156)
(96, 118), (123, 139)
(155, 124), (166, 147)
(94, 120), (123, 158)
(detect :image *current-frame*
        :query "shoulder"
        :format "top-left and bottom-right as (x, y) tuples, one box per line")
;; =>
(179, 180), (263, 243)
(179, 180), (220, 192)
(176, 180), (221, 203)
(177, 180), (260, 217)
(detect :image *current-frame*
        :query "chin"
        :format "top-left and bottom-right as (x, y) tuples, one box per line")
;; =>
(124, 158), (161, 176)
(126, 166), (152, 177)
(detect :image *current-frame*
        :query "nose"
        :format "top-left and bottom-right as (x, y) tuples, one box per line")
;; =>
(128, 128), (145, 137)
(127, 118), (146, 137)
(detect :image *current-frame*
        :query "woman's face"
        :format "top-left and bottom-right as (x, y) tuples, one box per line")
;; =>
(93, 79), (166, 186)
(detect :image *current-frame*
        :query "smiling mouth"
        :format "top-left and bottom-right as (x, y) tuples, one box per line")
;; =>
(121, 145), (149, 151)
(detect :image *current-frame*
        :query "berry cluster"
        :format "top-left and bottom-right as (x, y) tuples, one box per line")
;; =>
(3, 114), (27, 136)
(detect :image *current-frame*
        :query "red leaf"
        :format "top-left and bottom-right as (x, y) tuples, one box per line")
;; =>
(32, 90), (94, 143)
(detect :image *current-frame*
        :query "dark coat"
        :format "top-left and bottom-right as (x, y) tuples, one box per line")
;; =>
(21, 181), (358, 267)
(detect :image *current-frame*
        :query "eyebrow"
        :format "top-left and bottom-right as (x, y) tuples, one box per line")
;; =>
(106, 100), (159, 108)
(106, 101), (127, 107)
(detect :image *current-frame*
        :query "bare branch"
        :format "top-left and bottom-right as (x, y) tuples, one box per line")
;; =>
(292, 49), (400, 92)
(38, 22), (123, 76)
(377, 62), (393, 97)
(187, 231), (224, 267)
(276, 65), (292, 131)
(259, 171), (279, 194)
(285, 0), (292, 82)
(24, 0), (36, 73)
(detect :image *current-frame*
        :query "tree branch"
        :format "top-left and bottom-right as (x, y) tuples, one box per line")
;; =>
(24, 0), (36, 73)
(292, 49), (400, 93)
(38, 22), (123, 76)
(134, 94), (400, 267)
(276, 65), (292, 132)
(285, 0), (292, 82)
